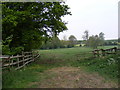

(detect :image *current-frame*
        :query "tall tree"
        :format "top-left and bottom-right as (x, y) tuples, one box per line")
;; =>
(99, 32), (105, 46)
(41, 36), (61, 49)
(51, 36), (61, 49)
(82, 30), (89, 46)
(69, 35), (77, 46)
(88, 35), (100, 49)
(82, 30), (89, 40)
(2, 2), (71, 54)
(60, 35), (68, 48)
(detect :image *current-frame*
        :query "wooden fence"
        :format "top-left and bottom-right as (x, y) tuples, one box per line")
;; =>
(0, 51), (40, 70)
(92, 47), (120, 57)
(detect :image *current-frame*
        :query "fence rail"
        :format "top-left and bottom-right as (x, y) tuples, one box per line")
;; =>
(0, 51), (40, 70)
(92, 47), (120, 57)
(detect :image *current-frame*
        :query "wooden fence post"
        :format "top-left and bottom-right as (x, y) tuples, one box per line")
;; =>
(32, 51), (34, 61)
(11, 55), (13, 68)
(8, 56), (11, 71)
(114, 47), (117, 54)
(17, 55), (19, 68)
(101, 49), (105, 56)
(22, 51), (25, 69)
(97, 50), (99, 57)
(2, 51), (40, 70)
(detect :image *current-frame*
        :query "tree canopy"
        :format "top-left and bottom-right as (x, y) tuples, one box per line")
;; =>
(2, 2), (71, 55)
(88, 35), (100, 49)
(99, 32), (105, 46)
(82, 30), (89, 41)
(82, 30), (105, 49)
(69, 35), (77, 46)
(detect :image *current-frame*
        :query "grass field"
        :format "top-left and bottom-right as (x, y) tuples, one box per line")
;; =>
(2, 46), (119, 88)
(39, 46), (119, 81)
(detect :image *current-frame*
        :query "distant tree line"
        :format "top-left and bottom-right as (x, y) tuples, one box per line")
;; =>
(40, 35), (77, 49)
(40, 31), (119, 50)
(104, 40), (118, 46)
(82, 30), (105, 49)
(82, 30), (118, 49)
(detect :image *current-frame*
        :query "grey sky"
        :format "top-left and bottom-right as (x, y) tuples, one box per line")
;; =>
(58, 0), (119, 40)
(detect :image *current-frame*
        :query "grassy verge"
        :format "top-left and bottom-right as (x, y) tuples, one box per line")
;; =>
(71, 54), (119, 82)
(2, 64), (52, 88)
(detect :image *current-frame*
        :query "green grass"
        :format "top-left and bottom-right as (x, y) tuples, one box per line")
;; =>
(38, 46), (119, 82)
(72, 54), (119, 82)
(3, 64), (51, 88)
(39, 47), (93, 66)
(3, 46), (119, 88)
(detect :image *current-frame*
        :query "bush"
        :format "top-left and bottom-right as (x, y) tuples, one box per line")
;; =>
(2, 45), (11, 55)
(67, 44), (74, 48)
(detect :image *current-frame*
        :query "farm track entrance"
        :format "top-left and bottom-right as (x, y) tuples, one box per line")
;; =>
(28, 67), (118, 88)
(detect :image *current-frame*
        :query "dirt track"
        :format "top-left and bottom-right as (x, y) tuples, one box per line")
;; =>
(29, 67), (118, 88)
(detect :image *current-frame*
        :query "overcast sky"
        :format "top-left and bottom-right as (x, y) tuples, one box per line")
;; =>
(58, 0), (119, 40)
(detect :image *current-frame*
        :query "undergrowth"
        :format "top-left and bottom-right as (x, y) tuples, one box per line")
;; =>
(2, 64), (51, 88)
